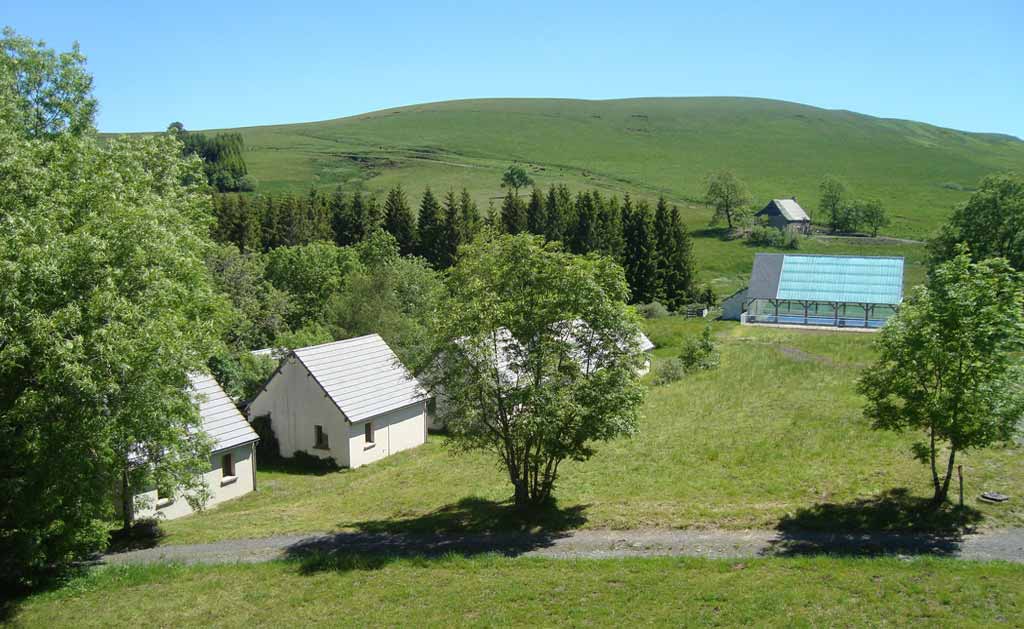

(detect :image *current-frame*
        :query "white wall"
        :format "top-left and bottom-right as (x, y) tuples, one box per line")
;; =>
(348, 402), (426, 469)
(721, 288), (749, 321)
(247, 357), (350, 467)
(133, 443), (256, 521)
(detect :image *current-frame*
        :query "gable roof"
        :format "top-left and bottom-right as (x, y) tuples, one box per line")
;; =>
(189, 373), (259, 453)
(293, 334), (426, 423)
(757, 198), (810, 222)
(747, 253), (904, 305)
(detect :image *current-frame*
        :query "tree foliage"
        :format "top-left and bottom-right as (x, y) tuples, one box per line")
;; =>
(0, 30), (227, 584)
(500, 163), (533, 197)
(928, 173), (1024, 271)
(418, 234), (645, 509)
(858, 249), (1024, 505)
(705, 170), (751, 230)
(819, 175), (847, 232)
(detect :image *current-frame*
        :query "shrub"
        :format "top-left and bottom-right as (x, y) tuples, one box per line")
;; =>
(636, 301), (670, 319)
(237, 174), (259, 192)
(653, 359), (685, 385)
(678, 326), (720, 373)
(745, 226), (801, 249)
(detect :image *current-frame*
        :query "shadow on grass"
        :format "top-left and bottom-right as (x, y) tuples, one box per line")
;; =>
(691, 227), (732, 240)
(765, 488), (983, 558)
(284, 496), (588, 574)
(0, 563), (92, 623)
(105, 519), (166, 554)
(258, 451), (340, 477)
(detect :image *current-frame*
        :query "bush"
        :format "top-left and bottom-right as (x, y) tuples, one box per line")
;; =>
(678, 326), (720, 373)
(237, 174), (259, 192)
(636, 301), (670, 319)
(653, 359), (685, 385)
(745, 225), (801, 249)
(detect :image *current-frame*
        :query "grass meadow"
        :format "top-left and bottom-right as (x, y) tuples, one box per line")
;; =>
(160, 319), (1023, 545)
(190, 97), (1024, 239)
(11, 555), (1023, 627)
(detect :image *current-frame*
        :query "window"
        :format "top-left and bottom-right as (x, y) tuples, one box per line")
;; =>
(364, 422), (374, 445)
(314, 425), (329, 449)
(221, 453), (234, 478)
(156, 485), (173, 506)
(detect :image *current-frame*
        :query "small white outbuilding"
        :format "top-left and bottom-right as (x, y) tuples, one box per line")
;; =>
(247, 334), (428, 469)
(133, 373), (259, 521)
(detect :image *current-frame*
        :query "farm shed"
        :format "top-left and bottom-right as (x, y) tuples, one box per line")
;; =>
(132, 373), (259, 521)
(727, 253), (903, 329)
(248, 334), (429, 469)
(756, 198), (811, 233)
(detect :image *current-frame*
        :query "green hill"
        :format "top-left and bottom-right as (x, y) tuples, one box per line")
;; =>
(195, 97), (1024, 238)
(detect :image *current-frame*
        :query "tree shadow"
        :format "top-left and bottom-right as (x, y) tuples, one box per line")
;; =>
(765, 488), (984, 558)
(284, 496), (588, 575)
(0, 563), (92, 623)
(105, 519), (166, 554)
(691, 227), (731, 240)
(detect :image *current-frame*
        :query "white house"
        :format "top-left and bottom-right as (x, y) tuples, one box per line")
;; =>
(133, 373), (259, 521)
(247, 334), (429, 469)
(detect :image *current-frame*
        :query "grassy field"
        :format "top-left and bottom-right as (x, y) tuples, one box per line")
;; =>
(181, 97), (1024, 239)
(10, 555), (1024, 626)
(160, 319), (1023, 545)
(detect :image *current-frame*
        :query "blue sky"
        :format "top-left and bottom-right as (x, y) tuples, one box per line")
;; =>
(8, 1), (1023, 137)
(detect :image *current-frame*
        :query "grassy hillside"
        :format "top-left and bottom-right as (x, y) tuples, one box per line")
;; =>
(196, 97), (1024, 238)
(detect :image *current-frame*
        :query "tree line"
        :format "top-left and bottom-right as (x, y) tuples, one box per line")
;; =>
(168, 122), (255, 192)
(211, 184), (708, 311)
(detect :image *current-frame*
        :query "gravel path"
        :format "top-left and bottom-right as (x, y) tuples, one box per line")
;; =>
(101, 528), (1024, 566)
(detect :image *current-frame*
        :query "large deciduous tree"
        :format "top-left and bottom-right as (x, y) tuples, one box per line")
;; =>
(858, 249), (1024, 506)
(419, 234), (645, 510)
(819, 175), (848, 232)
(500, 163), (533, 197)
(0, 30), (228, 584)
(705, 170), (750, 231)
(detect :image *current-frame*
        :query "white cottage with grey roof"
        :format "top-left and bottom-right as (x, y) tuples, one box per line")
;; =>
(247, 334), (428, 469)
(133, 373), (259, 521)
(756, 198), (811, 233)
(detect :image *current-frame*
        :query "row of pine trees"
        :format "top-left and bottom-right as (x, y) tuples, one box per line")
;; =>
(212, 185), (704, 310)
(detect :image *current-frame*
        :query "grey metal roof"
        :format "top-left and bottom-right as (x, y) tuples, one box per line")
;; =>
(638, 332), (655, 352)
(189, 373), (259, 453)
(293, 334), (427, 423)
(747, 253), (785, 299)
(757, 198), (810, 222)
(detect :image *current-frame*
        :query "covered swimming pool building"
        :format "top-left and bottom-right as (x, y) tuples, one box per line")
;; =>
(722, 254), (904, 329)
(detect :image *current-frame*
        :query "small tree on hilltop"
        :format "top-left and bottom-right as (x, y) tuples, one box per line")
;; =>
(858, 248), (1024, 507)
(501, 163), (533, 197)
(418, 234), (645, 510)
(705, 170), (751, 231)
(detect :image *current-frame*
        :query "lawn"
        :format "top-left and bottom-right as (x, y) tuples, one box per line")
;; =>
(160, 319), (1024, 545)
(9, 555), (1023, 627)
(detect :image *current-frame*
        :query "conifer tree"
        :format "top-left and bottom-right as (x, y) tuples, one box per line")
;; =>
(236, 194), (263, 252)
(500, 190), (527, 235)
(440, 189), (463, 268)
(458, 188), (481, 243)
(661, 205), (697, 311)
(306, 188), (332, 242)
(571, 190), (597, 254)
(349, 191), (367, 242)
(526, 187), (546, 235)
(543, 185), (562, 242)
(261, 193), (283, 250)
(597, 193), (624, 261)
(653, 196), (672, 301)
(623, 199), (658, 304)
(417, 187), (445, 266)
(280, 193), (308, 246)
(361, 195), (383, 238)
(383, 185), (417, 255)
(329, 188), (356, 246)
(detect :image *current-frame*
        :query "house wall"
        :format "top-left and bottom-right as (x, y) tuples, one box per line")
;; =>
(133, 443), (255, 521)
(348, 402), (426, 469)
(721, 288), (749, 321)
(247, 357), (351, 467)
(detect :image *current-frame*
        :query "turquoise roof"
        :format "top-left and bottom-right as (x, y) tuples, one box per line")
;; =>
(775, 255), (904, 304)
